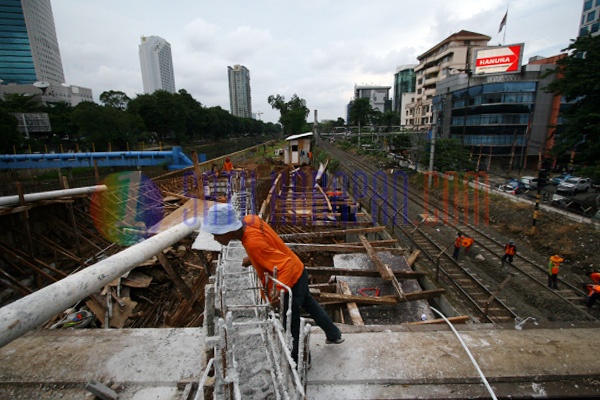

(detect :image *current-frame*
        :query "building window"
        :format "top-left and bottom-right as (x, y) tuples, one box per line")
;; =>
(585, 0), (593, 11)
(588, 11), (597, 22)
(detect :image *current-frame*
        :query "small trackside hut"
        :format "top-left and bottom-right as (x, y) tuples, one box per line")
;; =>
(284, 132), (313, 166)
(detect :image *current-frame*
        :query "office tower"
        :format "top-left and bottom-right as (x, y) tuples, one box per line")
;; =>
(139, 36), (176, 94)
(393, 65), (416, 117)
(579, 0), (600, 36)
(353, 85), (392, 113)
(0, 0), (65, 85)
(228, 64), (252, 118)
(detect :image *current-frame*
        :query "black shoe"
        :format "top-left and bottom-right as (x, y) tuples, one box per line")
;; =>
(326, 337), (345, 344)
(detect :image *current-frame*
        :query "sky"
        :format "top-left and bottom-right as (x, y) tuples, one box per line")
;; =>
(50, 0), (582, 125)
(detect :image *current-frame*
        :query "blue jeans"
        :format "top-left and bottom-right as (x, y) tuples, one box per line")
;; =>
(283, 268), (341, 360)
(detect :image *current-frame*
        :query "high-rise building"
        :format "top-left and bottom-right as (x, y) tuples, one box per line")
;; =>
(228, 64), (252, 118)
(393, 65), (416, 119)
(579, 0), (600, 36)
(353, 85), (392, 113)
(0, 0), (65, 85)
(139, 36), (176, 94)
(0, 0), (92, 106)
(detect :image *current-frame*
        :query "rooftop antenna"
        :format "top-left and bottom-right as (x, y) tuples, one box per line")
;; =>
(33, 81), (50, 95)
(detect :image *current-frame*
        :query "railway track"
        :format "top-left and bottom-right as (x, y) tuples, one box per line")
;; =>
(322, 141), (598, 323)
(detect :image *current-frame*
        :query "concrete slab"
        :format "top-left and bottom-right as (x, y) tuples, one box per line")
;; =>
(0, 328), (205, 400)
(307, 322), (600, 399)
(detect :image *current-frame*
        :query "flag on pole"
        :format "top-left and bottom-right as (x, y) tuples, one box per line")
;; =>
(498, 11), (508, 33)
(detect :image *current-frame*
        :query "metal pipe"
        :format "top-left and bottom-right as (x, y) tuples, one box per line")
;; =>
(0, 217), (201, 348)
(0, 185), (107, 207)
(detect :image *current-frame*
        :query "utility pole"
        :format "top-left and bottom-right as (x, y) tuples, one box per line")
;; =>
(428, 109), (438, 187)
(531, 168), (547, 234)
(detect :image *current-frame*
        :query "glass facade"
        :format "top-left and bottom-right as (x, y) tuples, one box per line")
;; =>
(0, 0), (37, 84)
(445, 81), (536, 155)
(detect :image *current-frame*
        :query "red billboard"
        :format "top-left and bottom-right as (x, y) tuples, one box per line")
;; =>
(474, 43), (524, 75)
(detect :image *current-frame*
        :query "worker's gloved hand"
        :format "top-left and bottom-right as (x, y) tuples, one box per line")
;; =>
(242, 257), (252, 268)
(270, 289), (281, 309)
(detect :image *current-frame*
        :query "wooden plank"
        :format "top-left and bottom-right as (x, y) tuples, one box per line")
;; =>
(287, 243), (403, 254)
(357, 234), (394, 280)
(406, 249), (421, 267)
(339, 280), (364, 326)
(279, 226), (385, 240)
(406, 315), (470, 325)
(319, 288), (444, 305)
(305, 266), (425, 279)
(318, 292), (398, 305)
(358, 234), (407, 302)
(156, 251), (193, 300)
(121, 271), (153, 288)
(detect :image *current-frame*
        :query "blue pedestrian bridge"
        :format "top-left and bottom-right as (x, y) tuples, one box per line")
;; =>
(0, 146), (198, 170)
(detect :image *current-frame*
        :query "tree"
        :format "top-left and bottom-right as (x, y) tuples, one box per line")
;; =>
(268, 94), (310, 135)
(99, 90), (130, 110)
(348, 97), (376, 127)
(544, 34), (600, 167)
(0, 107), (22, 153)
(419, 138), (472, 172)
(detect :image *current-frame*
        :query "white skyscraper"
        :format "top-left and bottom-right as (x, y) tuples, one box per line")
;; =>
(139, 36), (176, 94)
(228, 64), (252, 118)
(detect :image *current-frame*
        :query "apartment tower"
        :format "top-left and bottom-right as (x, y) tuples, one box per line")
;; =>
(228, 64), (252, 118)
(0, 0), (65, 85)
(139, 36), (176, 94)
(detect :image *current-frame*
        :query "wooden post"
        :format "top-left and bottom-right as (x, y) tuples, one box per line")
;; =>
(338, 280), (364, 325)
(156, 251), (193, 300)
(358, 234), (407, 302)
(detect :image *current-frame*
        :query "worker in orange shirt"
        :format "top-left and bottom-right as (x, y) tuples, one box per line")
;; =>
(222, 157), (233, 174)
(501, 241), (517, 266)
(548, 254), (564, 289)
(201, 203), (344, 362)
(462, 236), (474, 254)
(585, 284), (600, 309)
(452, 232), (464, 260)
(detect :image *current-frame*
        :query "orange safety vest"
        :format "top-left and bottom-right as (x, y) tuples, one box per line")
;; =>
(504, 244), (516, 255)
(454, 236), (463, 248)
(587, 284), (600, 297)
(462, 237), (474, 248)
(549, 261), (560, 275)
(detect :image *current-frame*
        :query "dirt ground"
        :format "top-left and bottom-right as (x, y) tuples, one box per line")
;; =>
(409, 173), (600, 323)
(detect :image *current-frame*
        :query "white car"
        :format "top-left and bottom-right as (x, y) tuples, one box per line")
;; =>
(556, 177), (591, 195)
(519, 176), (540, 190)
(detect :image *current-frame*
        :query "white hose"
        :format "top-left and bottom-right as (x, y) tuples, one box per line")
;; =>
(430, 306), (498, 400)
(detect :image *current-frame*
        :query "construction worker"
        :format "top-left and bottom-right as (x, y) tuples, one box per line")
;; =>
(201, 203), (344, 362)
(222, 157), (233, 174)
(585, 284), (600, 309)
(462, 236), (474, 254)
(501, 241), (517, 266)
(548, 254), (564, 289)
(453, 232), (464, 260)
(590, 271), (600, 285)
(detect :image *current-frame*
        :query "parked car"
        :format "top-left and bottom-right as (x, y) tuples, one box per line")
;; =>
(519, 176), (540, 190)
(556, 177), (591, 195)
(551, 173), (571, 185)
(497, 184), (522, 195)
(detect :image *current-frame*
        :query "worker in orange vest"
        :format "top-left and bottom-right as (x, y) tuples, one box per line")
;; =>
(501, 241), (517, 266)
(547, 254), (564, 289)
(462, 236), (474, 254)
(585, 284), (600, 309)
(453, 232), (464, 260)
(222, 157), (233, 174)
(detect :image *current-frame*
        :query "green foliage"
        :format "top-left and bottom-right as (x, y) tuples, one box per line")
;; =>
(544, 34), (600, 167)
(99, 90), (130, 110)
(419, 138), (473, 172)
(268, 93), (310, 135)
(0, 108), (22, 153)
(348, 98), (382, 128)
